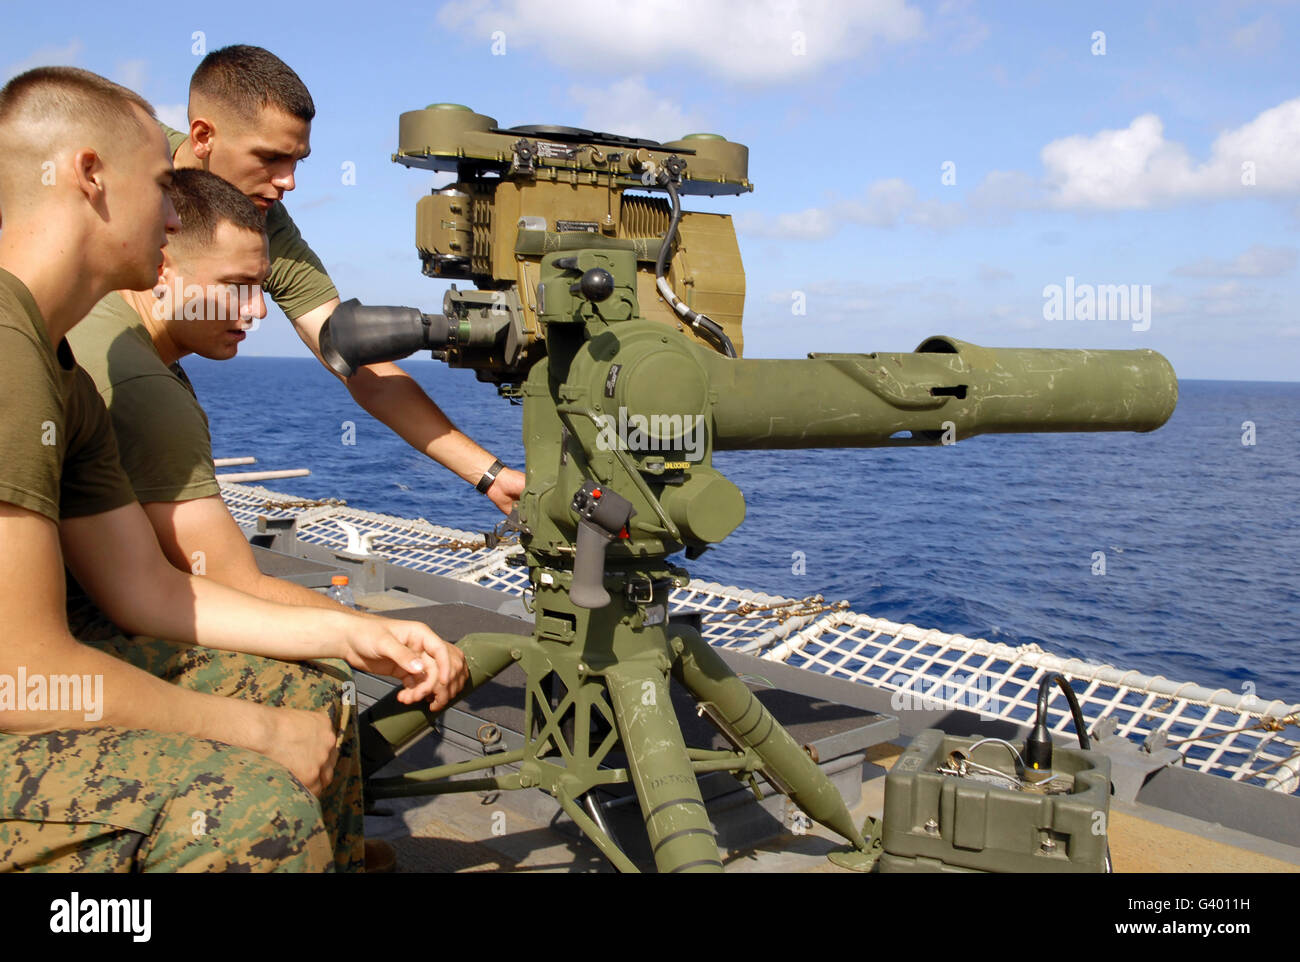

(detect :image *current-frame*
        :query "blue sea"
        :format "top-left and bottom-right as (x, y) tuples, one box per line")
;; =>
(186, 356), (1300, 704)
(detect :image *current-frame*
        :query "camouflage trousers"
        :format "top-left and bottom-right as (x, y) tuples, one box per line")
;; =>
(0, 635), (365, 873)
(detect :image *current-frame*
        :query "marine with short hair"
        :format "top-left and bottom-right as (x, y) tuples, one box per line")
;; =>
(167, 44), (526, 513)
(67, 166), (369, 872)
(0, 66), (466, 872)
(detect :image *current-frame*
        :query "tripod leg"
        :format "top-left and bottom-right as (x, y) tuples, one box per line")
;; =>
(361, 631), (521, 771)
(604, 662), (724, 873)
(672, 626), (868, 850)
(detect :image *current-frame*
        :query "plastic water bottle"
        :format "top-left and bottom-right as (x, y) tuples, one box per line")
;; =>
(326, 574), (357, 608)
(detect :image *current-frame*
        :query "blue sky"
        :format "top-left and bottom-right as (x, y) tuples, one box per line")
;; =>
(3, 0), (1298, 380)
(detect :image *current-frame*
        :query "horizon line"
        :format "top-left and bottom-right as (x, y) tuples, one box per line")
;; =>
(206, 353), (1300, 385)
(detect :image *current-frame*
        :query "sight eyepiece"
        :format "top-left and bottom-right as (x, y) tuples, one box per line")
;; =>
(319, 298), (454, 377)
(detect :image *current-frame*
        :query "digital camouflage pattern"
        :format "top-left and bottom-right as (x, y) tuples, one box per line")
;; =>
(90, 631), (364, 872)
(0, 631), (364, 873)
(0, 726), (332, 872)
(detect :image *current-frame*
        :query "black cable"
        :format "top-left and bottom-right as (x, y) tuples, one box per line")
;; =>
(1036, 673), (1091, 750)
(654, 176), (683, 281)
(656, 177), (737, 358)
(1031, 672), (1110, 872)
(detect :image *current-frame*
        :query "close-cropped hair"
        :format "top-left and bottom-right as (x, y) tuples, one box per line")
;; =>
(189, 45), (315, 122)
(0, 65), (157, 145)
(167, 168), (266, 251)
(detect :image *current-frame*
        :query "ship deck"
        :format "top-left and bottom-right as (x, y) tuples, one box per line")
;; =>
(353, 584), (1300, 874)
(231, 482), (1300, 874)
(367, 745), (1300, 873)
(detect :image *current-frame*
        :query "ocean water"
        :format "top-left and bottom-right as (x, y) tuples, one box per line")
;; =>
(186, 355), (1300, 703)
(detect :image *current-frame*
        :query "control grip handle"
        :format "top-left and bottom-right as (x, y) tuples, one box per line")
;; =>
(569, 481), (635, 610)
(571, 518), (615, 609)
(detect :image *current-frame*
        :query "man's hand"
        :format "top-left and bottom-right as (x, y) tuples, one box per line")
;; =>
(486, 466), (526, 516)
(260, 707), (339, 797)
(338, 616), (469, 710)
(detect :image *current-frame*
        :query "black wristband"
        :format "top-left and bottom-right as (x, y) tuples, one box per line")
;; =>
(476, 459), (505, 494)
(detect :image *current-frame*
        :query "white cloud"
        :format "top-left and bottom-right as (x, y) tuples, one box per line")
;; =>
(1140, 279), (1300, 353)
(906, 195), (967, 230)
(1198, 281), (1251, 315)
(967, 169), (1046, 210)
(761, 276), (963, 318)
(936, 0), (989, 54)
(3, 39), (84, 81)
(567, 76), (704, 143)
(1154, 279), (1282, 324)
(736, 206), (837, 240)
(751, 271), (1288, 351)
(736, 177), (963, 239)
(436, 0), (924, 83)
(737, 96), (1300, 239)
(1033, 97), (1300, 209)
(114, 59), (147, 94)
(1172, 245), (1297, 278)
(977, 264), (1012, 284)
(1229, 15), (1281, 55)
(155, 103), (189, 132)
(841, 178), (917, 228)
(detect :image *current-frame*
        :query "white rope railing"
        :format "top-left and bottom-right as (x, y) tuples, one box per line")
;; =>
(220, 482), (1300, 794)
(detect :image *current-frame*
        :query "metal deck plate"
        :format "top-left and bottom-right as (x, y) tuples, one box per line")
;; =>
(250, 544), (347, 587)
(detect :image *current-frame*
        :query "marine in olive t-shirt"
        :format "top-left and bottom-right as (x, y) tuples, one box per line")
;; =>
(63, 291), (224, 638)
(163, 124), (337, 321)
(67, 292), (220, 503)
(0, 268), (137, 525)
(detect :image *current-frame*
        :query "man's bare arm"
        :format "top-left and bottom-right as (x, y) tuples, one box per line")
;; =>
(141, 494), (356, 612)
(60, 501), (464, 705)
(291, 297), (526, 514)
(0, 503), (338, 793)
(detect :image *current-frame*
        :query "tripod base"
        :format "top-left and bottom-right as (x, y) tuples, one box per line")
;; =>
(828, 816), (884, 872)
(364, 606), (872, 872)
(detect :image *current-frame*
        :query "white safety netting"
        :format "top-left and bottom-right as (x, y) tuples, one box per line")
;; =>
(222, 482), (1300, 795)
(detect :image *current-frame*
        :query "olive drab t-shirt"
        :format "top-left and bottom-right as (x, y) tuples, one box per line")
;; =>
(163, 124), (339, 321)
(66, 292), (220, 503)
(0, 268), (137, 524)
